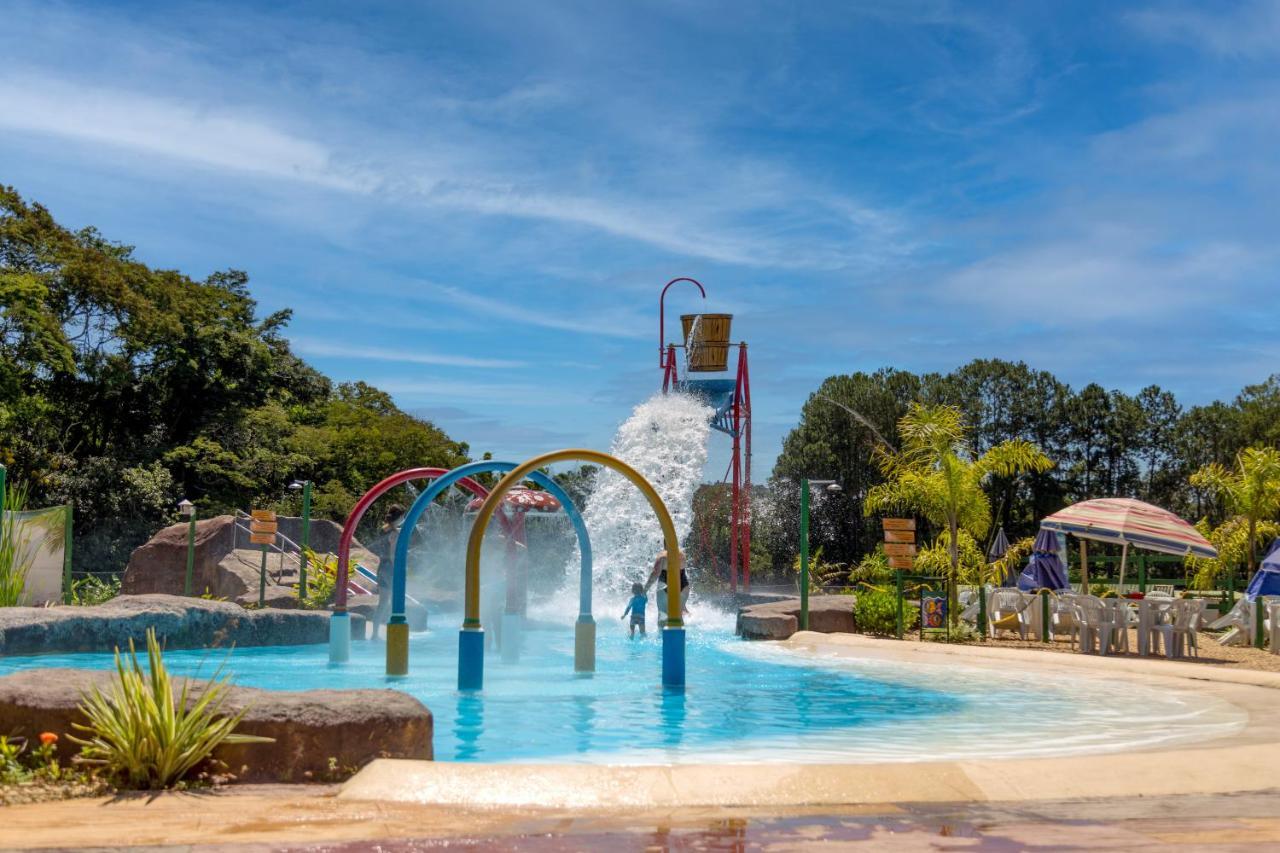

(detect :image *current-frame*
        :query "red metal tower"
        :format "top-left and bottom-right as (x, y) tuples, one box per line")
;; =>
(658, 278), (753, 592)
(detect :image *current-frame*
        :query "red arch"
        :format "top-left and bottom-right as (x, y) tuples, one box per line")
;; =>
(334, 467), (511, 611)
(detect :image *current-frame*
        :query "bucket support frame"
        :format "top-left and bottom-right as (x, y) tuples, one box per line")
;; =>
(657, 279), (752, 592)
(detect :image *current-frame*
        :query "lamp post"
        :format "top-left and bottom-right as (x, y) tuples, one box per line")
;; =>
(289, 480), (312, 598)
(800, 479), (841, 630)
(178, 499), (196, 596)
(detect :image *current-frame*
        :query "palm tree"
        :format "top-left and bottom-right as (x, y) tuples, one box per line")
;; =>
(864, 403), (1053, 622)
(1190, 446), (1280, 576)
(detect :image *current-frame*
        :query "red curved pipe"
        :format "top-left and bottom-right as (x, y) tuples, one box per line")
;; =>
(333, 467), (510, 610)
(658, 277), (706, 368)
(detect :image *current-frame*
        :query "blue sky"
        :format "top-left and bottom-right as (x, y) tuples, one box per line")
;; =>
(2, 1), (1278, 479)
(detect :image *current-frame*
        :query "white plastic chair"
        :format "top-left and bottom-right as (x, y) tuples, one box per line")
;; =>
(1073, 596), (1123, 655)
(1147, 584), (1175, 598)
(1148, 599), (1199, 658)
(988, 589), (1031, 639)
(1050, 595), (1081, 649)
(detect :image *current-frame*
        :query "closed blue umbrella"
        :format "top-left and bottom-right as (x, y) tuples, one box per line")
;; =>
(1245, 538), (1280, 601)
(988, 527), (1010, 561)
(1018, 528), (1069, 591)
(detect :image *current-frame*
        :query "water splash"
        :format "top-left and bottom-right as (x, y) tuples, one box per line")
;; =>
(578, 392), (713, 599)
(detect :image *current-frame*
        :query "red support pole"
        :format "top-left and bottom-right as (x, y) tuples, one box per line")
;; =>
(739, 345), (752, 592)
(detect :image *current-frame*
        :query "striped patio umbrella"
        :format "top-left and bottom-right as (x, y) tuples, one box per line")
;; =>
(1040, 497), (1216, 591)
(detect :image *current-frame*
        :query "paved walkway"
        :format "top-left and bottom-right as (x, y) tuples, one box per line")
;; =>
(5, 787), (1280, 850)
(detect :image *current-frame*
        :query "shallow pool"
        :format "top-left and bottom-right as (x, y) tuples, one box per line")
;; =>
(0, 620), (1245, 764)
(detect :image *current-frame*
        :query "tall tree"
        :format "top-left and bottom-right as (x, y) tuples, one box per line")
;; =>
(864, 403), (1053, 622)
(1189, 447), (1280, 576)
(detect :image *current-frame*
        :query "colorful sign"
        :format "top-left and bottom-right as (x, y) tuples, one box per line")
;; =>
(920, 592), (947, 635)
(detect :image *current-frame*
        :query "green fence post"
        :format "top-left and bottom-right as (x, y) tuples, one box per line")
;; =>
(0, 464), (6, 564)
(1228, 567), (1236, 606)
(1041, 589), (1051, 643)
(895, 570), (904, 640)
(1256, 596), (1267, 650)
(978, 581), (988, 640)
(62, 504), (74, 604)
(799, 479), (810, 631)
(298, 480), (312, 599)
(1138, 555), (1147, 594)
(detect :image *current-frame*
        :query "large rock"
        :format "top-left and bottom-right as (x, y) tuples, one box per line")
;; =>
(0, 668), (431, 783)
(122, 516), (377, 608)
(122, 515), (238, 598)
(0, 594), (357, 655)
(736, 594), (856, 640)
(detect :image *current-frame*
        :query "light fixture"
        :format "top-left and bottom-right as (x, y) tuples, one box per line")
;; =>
(178, 498), (195, 518)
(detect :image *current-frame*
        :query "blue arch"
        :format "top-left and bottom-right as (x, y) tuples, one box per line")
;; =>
(390, 460), (593, 627)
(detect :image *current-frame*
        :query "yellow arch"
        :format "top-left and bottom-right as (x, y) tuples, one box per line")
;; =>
(465, 449), (683, 629)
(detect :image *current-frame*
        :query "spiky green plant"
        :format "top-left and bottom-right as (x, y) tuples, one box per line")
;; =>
(1190, 446), (1280, 576)
(70, 629), (272, 789)
(865, 403), (1053, 622)
(0, 481), (34, 607)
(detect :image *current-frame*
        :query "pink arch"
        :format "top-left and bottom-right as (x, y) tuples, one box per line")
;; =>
(334, 467), (511, 611)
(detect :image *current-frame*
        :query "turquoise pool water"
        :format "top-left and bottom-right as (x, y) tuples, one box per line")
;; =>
(0, 621), (1245, 764)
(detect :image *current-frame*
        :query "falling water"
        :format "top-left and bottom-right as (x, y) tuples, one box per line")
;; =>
(576, 392), (714, 599)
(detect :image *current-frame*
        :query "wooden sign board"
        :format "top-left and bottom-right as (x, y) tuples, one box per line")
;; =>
(887, 555), (915, 569)
(249, 509), (277, 545)
(883, 529), (916, 544)
(882, 518), (916, 532)
(884, 542), (917, 557)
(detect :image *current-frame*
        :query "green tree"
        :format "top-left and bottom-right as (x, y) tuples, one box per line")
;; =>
(864, 403), (1053, 622)
(1189, 446), (1280, 576)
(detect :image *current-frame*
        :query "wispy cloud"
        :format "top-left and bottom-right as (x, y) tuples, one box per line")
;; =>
(416, 283), (648, 340)
(0, 75), (373, 192)
(291, 339), (524, 369)
(1127, 1), (1280, 58)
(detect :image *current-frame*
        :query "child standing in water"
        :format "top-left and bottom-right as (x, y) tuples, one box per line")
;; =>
(621, 582), (647, 637)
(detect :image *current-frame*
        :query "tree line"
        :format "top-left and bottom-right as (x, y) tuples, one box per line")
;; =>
(0, 187), (470, 576)
(738, 360), (1280, 582)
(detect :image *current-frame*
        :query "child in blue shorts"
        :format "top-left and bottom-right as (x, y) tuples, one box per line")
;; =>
(621, 582), (647, 637)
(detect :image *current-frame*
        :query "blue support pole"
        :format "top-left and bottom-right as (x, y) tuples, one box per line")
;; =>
(662, 625), (686, 687)
(458, 627), (485, 690)
(393, 460), (593, 681)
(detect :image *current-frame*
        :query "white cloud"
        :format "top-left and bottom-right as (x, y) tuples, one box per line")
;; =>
(0, 75), (373, 191)
(1128, 1), (1280, 58)
(290, 339), (524, 369)
(937, 233), (1259, 323)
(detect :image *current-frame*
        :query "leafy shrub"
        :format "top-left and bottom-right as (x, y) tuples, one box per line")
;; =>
(69, 574), (121, 606)
(297, 549), (341, 610)
(854, 587), (915, 636)
(70, 629), (272, 789)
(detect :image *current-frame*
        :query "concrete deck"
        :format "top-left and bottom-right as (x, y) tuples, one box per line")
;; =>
(340, 631), (1280, 809)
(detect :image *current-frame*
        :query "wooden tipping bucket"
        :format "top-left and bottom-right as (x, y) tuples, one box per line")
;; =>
(680, 314), (732, 372)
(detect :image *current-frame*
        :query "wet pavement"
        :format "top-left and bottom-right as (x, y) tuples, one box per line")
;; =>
(14, 790), (1280, 851)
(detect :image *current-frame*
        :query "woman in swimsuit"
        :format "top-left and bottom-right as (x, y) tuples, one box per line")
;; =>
(643, 549), (689, 618)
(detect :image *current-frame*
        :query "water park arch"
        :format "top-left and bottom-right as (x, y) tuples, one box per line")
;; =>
(329, 466), (508, 663)
(462, 449), (686, 690)
(386, 460), (594, 676)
